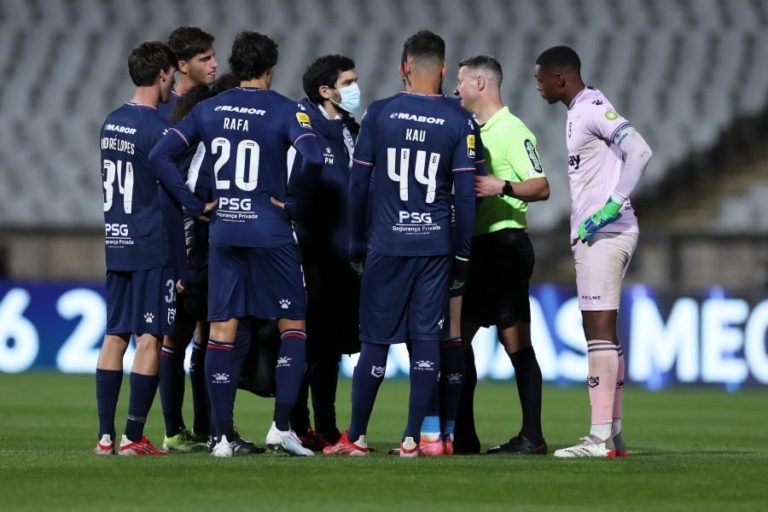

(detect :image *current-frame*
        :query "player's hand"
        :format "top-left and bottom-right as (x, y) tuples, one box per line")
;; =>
(474, 175), (504, 198)
(270, 196), (285, 210)
(175, 279), (186, 295)
(349, 253), (366, 277)
(271, 195), (299, 221)
(449, 255), (470, 293)
(197, 200), (218, 223)
(578, 198), (623, 243)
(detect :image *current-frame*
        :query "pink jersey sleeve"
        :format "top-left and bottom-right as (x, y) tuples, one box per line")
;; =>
(585, 105), (631, 146)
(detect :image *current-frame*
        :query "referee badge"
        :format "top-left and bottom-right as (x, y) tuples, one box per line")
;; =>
(524, 139), (543, 173)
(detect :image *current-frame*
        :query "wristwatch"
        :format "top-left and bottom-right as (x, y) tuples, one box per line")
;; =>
(500, 180), (514, 197)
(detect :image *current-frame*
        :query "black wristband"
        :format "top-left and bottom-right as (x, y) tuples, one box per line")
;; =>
(501, 180), (514, 197)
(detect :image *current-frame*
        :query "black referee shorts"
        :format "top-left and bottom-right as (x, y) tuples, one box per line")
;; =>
(462, 228), (534, 328)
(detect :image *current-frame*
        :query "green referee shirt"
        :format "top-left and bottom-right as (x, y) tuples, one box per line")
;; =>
(474, 106), (546, 235)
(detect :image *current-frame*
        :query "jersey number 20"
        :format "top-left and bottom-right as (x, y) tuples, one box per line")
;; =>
(211, 137), (260, 191)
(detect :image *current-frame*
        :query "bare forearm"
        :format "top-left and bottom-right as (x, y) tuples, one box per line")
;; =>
(475, 175), (549, 202)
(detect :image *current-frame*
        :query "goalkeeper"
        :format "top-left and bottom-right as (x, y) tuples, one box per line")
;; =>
(534, 46), (652, 458)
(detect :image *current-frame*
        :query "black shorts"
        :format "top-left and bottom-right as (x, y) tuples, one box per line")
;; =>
(462, 229), (534, 328)
(305, 254), (361, 357)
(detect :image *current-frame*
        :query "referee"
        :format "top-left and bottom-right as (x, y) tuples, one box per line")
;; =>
(454, 55), (550, 455)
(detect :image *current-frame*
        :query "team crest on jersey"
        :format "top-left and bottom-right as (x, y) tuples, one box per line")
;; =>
(466, 134), (476, 159)
(605, 110), (618, 121)
(524, 139), (543, 173)
(296, 112), (312, 128)
(167, 307), (176, 325)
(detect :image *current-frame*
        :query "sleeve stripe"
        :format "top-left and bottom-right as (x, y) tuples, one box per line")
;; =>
(353, 158), (374, 167)
(293, 133), (317, 145)
(170, 128), (189, 146)
(608, 121), (632, 145)
(452, 167), (475, 173)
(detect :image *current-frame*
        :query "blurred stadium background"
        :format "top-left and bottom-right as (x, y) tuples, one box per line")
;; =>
(0, 0), (767, 388)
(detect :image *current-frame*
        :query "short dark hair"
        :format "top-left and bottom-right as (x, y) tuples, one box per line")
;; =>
(167, 26), (215, 61)
(302, 54), (355, 104)
(170, 73), (239, 123)
(535, 46), (581, 73)
(229, 31), (278, 81)
(402, 30), (445, 65)
(127, 41), (177, 87)
(458, 55), (503, 85)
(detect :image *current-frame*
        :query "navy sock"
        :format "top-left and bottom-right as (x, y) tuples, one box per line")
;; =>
(349, 342), (389, 442)
(230, 320), (252, 402)
(404, 342), (440, 441)
(290, 372), (311, 434)
(124, 372), (159, 442)
(421, 366), (440, 437)
(205, 339), (235, 438)
(439, 338), (465, 436)
(173, 346), (187, 426)
(509, 346), (544, 443)
(273, 330), (307, 431)
(189, 340), (209, 436)
(159, 344), (183, 436)
(96, 369), (123, 439)
(310, 357), (341, 440)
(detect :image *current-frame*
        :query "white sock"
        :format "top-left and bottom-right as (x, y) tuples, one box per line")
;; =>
(589, 423), (612, 441)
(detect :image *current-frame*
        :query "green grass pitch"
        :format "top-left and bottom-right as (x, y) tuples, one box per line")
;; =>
(0, 374), (766, 511)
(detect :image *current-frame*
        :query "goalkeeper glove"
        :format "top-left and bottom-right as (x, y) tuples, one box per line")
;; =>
(449, 255), (470, 294)
(577, 198), (623, 243)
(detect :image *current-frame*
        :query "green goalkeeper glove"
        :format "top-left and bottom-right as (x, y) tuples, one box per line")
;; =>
(577, 198), (623, 243)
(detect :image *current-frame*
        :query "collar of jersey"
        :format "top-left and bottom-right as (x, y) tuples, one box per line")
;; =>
(398, 91), (445, 98)
(125, 101), (157, 110)
(481, 105), (509, 132)
(237, 86), (267, 92)
(568, 86), (595, 110)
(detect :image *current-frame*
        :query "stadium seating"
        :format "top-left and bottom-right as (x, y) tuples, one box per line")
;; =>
(1, 0), (767, 231)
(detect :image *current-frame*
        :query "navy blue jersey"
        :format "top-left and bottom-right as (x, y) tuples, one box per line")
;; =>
(350, 92), (476, 257)
(158, 89), (201, 283)
(291, 98), (359, 261)
(157, 89), (181, 122)
(168, 87), (318, 248)
(101, 102), (172, 271)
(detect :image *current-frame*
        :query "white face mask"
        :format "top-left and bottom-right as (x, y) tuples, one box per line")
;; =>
(333, 83), (361, 114)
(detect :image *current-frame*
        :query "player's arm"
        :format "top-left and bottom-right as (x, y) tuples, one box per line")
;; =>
(577, 110), (653, 242)
(611, 125), (653, 204)
(148, 116), (211, 217)
(475, 134), (549, 201)
(280, 108), (323, 220)
(347, 108), (376, 266)
(451, 126), (478, 288)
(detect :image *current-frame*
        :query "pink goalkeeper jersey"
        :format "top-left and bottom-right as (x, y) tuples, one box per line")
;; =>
(566, 87), (638, 243)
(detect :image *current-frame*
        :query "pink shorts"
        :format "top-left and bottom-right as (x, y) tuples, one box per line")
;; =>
(572, 232), (638, 311)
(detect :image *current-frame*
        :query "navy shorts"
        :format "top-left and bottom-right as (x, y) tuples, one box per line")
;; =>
(359, 252), (450, 344)
(208, 244), (307, 322)
(105, 266), (176, 336)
